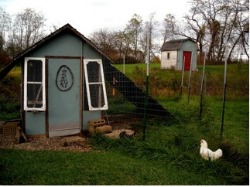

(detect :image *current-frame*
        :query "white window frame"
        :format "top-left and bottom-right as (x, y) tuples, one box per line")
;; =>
(84, 59), (108, 111)
(24, 57), (46, 111)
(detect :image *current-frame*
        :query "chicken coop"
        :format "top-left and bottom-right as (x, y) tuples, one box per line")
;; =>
(0, 24), (173, 137)
(161, 38), (198, 71)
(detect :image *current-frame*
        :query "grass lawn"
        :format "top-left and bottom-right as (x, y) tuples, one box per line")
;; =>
(0, 63), (248, 185)
(1, 149), (172, 185)
(114, 63), (248, 99)
(0, 148), (227, 185)
(0, 97), (248, 185)
(114, 63), (249, 75)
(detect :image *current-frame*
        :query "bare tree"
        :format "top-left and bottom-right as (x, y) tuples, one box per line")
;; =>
(113, 30), (133, 61)
(162, 14), (177, 43)
(182, 7), (206, 63)
(113, 30), (125, 60)
(226, 0), (249, 60)
(125, 14), (143, 59)
(0, 7), (11, 51)
(140, 13), (159, 60)
(181, 0), (249, 63)
(90, 28), (117, 59)
(8, 8), (46, 54)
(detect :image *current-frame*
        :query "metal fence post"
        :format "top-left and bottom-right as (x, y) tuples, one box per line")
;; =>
(143, 25), (150, 141)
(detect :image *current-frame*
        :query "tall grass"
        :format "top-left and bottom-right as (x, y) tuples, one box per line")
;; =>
(1, 149), (175, 185)
(0, 96), (248, 185)
(90, 97), (248, 184)
(0, 67), (21, 120)
(114, 63), (249, 98)
(0, 148), (233, 185)
(0, 63), (248, 185)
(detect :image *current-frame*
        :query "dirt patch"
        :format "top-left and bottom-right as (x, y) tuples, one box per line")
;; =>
(107, 114), (141, 131)
(0, 134), (92, 152)
(0, 115), (139, 152)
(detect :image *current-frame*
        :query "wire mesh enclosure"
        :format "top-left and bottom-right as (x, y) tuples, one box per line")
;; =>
(102, 59), (175, 131)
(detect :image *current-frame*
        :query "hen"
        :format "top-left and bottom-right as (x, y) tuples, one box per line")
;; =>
(200, 139), (223, 161)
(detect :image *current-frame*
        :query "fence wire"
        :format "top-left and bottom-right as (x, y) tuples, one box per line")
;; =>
(102, 60), (175, 132)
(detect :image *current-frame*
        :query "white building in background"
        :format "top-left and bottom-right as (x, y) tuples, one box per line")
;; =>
(161, 38), (198, 71)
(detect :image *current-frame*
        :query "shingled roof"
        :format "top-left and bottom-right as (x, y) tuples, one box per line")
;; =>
(161, 38), (195, 51)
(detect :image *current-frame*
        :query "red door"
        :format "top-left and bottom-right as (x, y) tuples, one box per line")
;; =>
(183, 51), (192, 71)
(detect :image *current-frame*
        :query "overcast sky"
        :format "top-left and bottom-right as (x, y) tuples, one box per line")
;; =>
(0, 0), (191, 37)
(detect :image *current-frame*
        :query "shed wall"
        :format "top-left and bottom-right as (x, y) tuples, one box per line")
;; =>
(161, 51), (177, 69)
(25, 112), (46, 135)
(176, 41), (197, 71)
(24, 32), (103, 136)
(30, 33), (82, 57)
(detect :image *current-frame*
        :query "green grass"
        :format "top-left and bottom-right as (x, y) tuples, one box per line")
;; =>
(0, 97), (248, 185)
(114, 63), (249, 98)
(0, 144), (245, 185)
(0, 67), (21, 120)
(0, 149), (225, 185)
(0, 63), (248, 185)
(115, 62), (160, 75)
(91, 96), (249, 185)
(159, 96), (249, 153)
(115, 63), (249, 76)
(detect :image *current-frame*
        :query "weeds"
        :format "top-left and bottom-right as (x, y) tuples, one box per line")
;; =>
(0, 67), (21, 120)
(115, 63), (249, 98)
(90, 93), (248, 185)
(90, 119), (248, 184)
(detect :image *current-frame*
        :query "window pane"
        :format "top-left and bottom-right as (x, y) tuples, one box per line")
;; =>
(24, 57), (45, 111)
(27, 84), (43, 108)
(27, 60), (42, 82)
(89, 84), (105, 108)
(86, 61), (101, 82)
(84, 59), (108, 111)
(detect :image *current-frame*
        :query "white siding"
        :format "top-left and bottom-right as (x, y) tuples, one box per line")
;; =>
(161, 51), (177, 69)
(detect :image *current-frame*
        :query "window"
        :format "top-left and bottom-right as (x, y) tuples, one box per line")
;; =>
(167, 52), (170, 59)
(24, 57), (46, 111)
(84, 59), (108, 111)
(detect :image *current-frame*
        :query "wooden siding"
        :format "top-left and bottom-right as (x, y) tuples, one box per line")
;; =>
(24, 32), (103, 136)
(176, 40), (197, 71)
(161, 51), (177, 69)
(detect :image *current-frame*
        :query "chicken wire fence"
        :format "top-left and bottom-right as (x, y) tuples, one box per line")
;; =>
(102, 60), (175, 131)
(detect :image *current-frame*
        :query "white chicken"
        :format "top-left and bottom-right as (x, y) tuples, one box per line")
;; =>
(200, 139), (223, 161)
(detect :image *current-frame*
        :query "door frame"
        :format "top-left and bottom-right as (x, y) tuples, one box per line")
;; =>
(45, 56), (83, 137)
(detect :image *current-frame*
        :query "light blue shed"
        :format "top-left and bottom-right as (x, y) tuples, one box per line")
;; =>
(6, 24), (111, 137)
